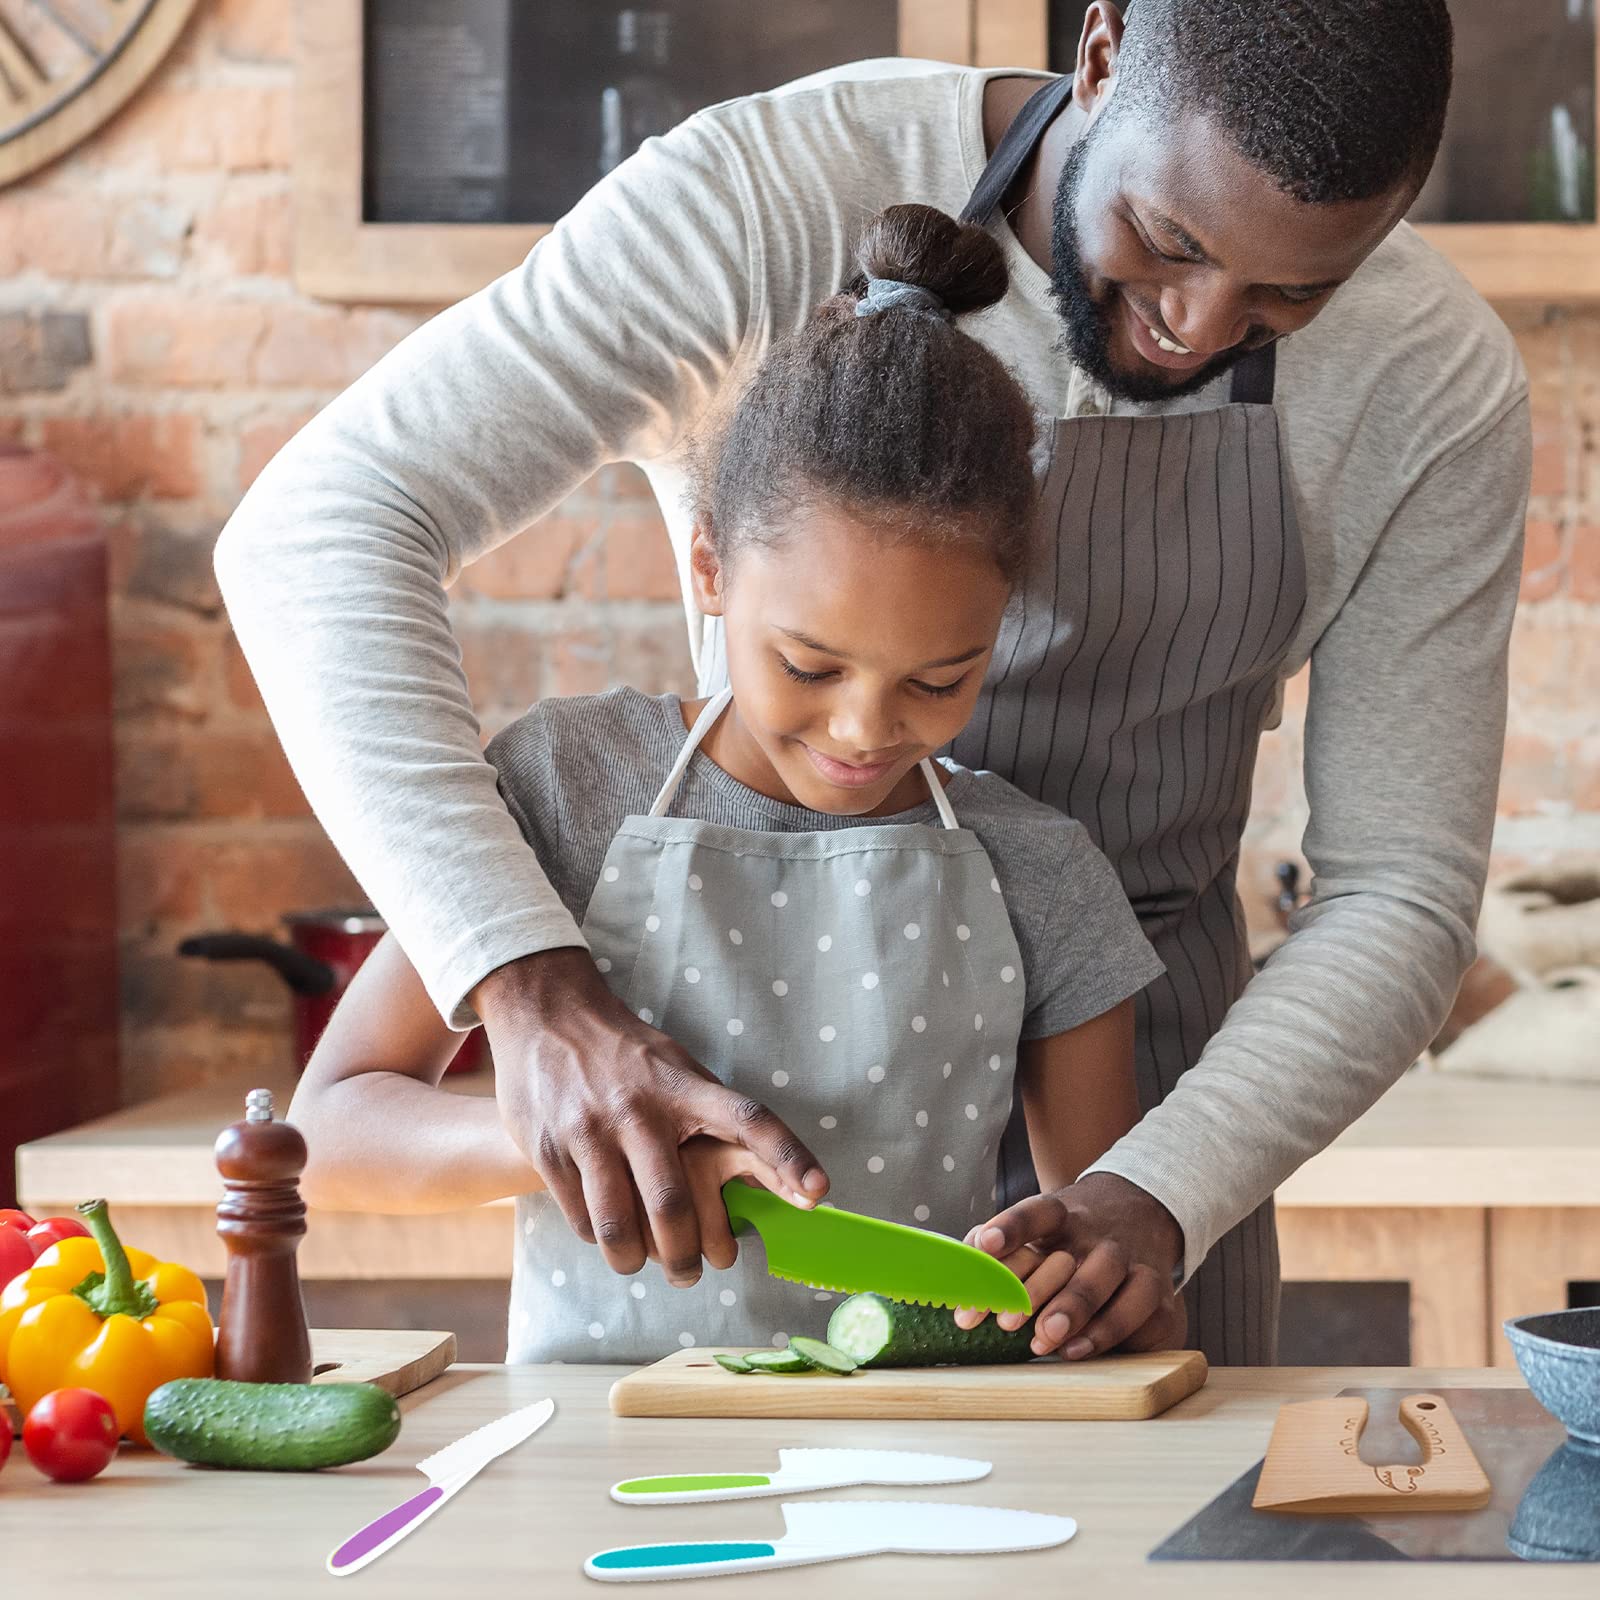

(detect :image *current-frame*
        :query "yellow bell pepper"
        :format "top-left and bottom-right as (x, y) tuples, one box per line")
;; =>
(0, 1198), (213, 1446)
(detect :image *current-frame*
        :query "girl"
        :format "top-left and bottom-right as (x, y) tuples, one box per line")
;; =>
(288, 204), (1166, 1364)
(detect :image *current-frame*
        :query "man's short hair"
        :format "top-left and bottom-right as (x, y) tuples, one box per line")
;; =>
(1111, 0), (1454, 204)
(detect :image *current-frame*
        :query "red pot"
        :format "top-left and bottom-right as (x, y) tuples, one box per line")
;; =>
(179, 908), (487, 1074)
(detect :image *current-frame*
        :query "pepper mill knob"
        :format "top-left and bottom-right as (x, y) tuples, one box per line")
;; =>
(214, 1087), (313, 1384)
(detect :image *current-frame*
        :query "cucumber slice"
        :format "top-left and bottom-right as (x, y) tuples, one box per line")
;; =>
(713, 1354), (753, 1374)
(827, 1292), (1039, 1367)
(786, 1336), (858, 1375)
(742, 1349), (815, 1374)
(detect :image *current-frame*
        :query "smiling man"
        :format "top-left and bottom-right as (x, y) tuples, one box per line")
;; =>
(217, 0), (1530, 1365)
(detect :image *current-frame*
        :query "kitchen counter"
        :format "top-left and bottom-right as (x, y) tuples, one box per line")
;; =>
(17, 1070), (1600, 1365)
(6, 1363), (1591, 1596)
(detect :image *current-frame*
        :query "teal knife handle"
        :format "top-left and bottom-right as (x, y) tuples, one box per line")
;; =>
(586, 1540), (785, 1581)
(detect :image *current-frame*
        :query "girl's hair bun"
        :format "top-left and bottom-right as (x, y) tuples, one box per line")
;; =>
(693, 202), (1037, 585)
(854, 202), (1010, 319)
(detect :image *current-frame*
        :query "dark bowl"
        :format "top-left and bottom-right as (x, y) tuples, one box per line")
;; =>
(1508, 1441), (1600, 1562)
(1504, 1308), (1600, 1448)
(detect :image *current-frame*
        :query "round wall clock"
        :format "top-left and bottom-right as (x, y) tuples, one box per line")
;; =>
(0, 0), (203, 188)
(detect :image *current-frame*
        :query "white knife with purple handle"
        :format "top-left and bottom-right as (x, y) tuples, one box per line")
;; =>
(326, 1397), (554, 1576)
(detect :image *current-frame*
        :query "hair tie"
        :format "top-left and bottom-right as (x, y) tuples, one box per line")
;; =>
(854, 276), (952, 323)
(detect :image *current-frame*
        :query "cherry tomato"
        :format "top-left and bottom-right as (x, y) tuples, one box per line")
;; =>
(25, 1217), (90, 1253)
(0, 1224), (34, 1292)
(0, 1210), (35, 1231)
(23, 1390), (119, 1482)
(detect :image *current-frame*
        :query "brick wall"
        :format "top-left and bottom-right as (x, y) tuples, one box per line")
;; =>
(1, 2), (1595, 1103)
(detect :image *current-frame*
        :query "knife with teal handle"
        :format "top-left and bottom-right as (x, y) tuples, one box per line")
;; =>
(611, 1446), (990, 1503)
(585, 1499), (1077, 1581)
(721, 1181), (1029, 1314)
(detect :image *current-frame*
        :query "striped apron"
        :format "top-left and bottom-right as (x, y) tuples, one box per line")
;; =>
(949, 77), (1308, 1365)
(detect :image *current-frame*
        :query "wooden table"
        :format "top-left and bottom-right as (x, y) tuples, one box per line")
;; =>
(17, 1071), (1600, 1368)
(3, 1364), (1590, 1596)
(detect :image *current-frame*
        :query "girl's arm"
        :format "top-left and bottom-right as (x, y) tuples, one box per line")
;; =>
(1018, 998), (1140, 1194)
(287, 933), (790, 1273)
(287, 932), (544, 1214)
(957, 997), (1183, 1358)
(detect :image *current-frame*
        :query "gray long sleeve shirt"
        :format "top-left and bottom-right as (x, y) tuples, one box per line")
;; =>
(215, 61), (1531, 1283)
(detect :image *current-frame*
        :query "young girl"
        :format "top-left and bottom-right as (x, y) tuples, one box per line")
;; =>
(288, 204), (1165, 1365)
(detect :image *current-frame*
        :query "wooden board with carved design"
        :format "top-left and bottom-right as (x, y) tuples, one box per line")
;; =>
(1252, 1392), (1494, 1514)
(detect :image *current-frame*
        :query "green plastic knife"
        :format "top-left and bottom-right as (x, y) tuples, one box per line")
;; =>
(722, 1181), (1030, 1316)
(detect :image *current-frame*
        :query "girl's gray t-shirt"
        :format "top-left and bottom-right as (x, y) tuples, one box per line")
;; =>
(485, 688), (1163, 1043)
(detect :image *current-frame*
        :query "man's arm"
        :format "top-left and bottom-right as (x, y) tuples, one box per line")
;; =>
(215, 113), (752, 1028)
(1082, 396), (1532, 1285)
(218, 113), (830, 1276)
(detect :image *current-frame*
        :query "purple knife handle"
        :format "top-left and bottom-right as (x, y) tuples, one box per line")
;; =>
(330, 1485), (445, 1571)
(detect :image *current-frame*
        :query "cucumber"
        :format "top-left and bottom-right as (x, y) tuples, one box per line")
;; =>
(143, 1378), (401, 1471)
(786, 1336), (857, 1375)
(713, 1354), (753, 1374)
(742, 1349), (816, 1374)
(827, 1292), (1039, 1367)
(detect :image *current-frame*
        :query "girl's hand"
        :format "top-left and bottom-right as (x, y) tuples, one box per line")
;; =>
(951, 1176), (1187, 1359)
(951, 1237), (1085, 1356)
(639, 1136), (788, 1277)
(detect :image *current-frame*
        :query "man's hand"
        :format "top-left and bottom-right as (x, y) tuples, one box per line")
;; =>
(474, 948), (828, 1287)
(954, 1172), (1187, 1358)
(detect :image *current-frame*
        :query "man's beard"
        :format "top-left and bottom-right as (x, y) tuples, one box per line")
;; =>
(1048, 132), (1256, 405)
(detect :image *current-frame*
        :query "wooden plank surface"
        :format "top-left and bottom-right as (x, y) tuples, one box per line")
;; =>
(609, 1346), (1207, 1420)
(6, 1364), (1578, 1599)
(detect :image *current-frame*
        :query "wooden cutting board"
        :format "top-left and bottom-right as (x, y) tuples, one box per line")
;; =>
(3, 1327), (455, 1435)
(610, 1346), (1207, 1421)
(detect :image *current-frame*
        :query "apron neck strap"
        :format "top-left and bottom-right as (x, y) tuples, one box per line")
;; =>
(919, 760), (961, 830)
(961, 75), (1076, 227)
(1228, 342), (1277, 404)
(650, 687), (961, 829)
(650, 686), (733, 816)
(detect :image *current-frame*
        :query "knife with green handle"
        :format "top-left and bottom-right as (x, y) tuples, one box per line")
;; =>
(611, 1447), (991, 1504)
(721, 1181), (1029, 1316)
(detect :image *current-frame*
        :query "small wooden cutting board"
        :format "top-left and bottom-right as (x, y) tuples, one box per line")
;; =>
(610, 1346), (1207, 1421)
(3, 1327), (455, 1436)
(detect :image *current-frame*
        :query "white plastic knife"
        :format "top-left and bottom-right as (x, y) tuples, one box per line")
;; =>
(327, 1397), (555, 1576)
(610, 1447), (991, 1504)
(585, 1498), (1076, 1580)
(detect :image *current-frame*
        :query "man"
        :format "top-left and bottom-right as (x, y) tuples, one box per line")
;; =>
(217, 1), (1528, 1363)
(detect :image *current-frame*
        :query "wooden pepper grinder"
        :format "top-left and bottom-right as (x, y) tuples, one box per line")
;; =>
(214, 1087), (313, 1383)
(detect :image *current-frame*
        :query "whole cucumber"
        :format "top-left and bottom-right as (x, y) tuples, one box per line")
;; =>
(144, 1377), (401, 1470)
(827, 1292), (1039, 1366)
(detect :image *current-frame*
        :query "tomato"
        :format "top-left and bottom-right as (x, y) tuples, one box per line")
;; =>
(0, 1224), (34, 1292)
(23, 1390), (119, 1482)
(0, 1210), (34, 1231)
(25, 1217), (90, 1253)
(0, 1408), (11, 1474)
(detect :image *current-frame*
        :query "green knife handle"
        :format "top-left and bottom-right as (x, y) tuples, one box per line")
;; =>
(722, 1178), (784, 1235)
(613, 1473), (772, 1500)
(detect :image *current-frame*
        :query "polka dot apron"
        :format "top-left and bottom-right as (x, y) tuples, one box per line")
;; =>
(506, 687), (1027, 1363)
